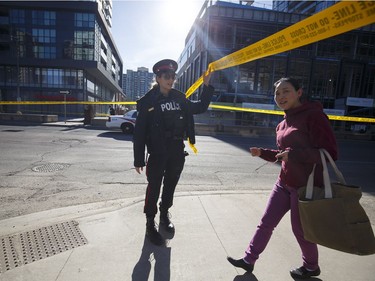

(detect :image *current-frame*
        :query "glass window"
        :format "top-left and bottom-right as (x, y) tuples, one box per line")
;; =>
(226, 8), (233, 17)
(210, 6), (219, 17)
(75, 13), (95, 28)
(32, 28), (56, 43)
(288, 57), (311, 89)
(272, 57), (288, 83)
(317, 34), (354, 58)
(74, 31), (94, 46)
(357, 34), (375, 59)
(87, 79), (95, 93)
(243, 9), (253, 19)
(10, 28), (26, 58)
(254, 11), (263, 20)
(77, 70), (84, 88)
(41, 68), (62, 87)
(63, 70), (74, 88)
(291, 14), (300, 23)
(74, 31), (95, 60)
(235, 26), (253, 48)
(5, 66), (20, 85)
(34, 68), (41, 85)
(310, 60), (339, 107)
(209, 22), (234, 49)
(32, 10), (56, 25)
(257, 59), (274, 95)
(5, 66), (12, 84)
(0, 66), (5, 84)
(32, 44), (57, 59)
(363, 65), (375, 99)
(219, 7), (226, 17)
(238, 65), (255, 93)
(10, 9), (25, 24)
(283, 13), (291, 23)
(233, 8), (243, 18)
(338, 62), (364, 98)
(268, 12), (276, 22)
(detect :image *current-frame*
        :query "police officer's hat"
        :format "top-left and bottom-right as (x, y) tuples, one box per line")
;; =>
(152, 59), (178, 74)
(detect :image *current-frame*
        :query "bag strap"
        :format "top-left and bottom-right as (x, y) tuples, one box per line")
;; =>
(305, 164), (316, 199)
(320, 149), (333, 199)
(320, 149), (346, 185)
(305, 149), (344, 199)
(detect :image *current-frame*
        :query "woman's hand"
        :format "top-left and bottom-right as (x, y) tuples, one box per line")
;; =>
(135, 166), (143, 174)
(250, 147), (261, 157)
(275, 150), (289, 162)
(203, 70), (212, 86)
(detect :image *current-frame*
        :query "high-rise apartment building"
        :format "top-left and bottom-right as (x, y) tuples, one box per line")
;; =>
(0, 0), (124, 116)
(123, 67), (154, 101)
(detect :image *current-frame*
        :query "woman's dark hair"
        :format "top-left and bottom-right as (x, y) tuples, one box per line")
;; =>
(274, 77), (301, 91)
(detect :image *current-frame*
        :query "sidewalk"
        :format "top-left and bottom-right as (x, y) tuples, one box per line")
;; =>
(0, 191), (374, 281)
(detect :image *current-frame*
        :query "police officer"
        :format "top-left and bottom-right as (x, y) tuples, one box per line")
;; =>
(133, 59), (214, 245)
(109, 105), (115, 115)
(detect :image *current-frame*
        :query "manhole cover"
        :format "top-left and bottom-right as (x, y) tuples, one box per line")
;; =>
(32, 163), (70, 172)
(0, 220), (87, 273)
(58, 139), (81, 143)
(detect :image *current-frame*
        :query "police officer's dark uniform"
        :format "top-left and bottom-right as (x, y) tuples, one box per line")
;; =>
(109, 106), (115, 115)
(133, 59), (214, 245)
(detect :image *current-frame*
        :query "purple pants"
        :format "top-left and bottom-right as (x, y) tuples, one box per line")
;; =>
(244, 181), (319, 270)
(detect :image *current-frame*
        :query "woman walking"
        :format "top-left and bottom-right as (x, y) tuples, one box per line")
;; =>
(227, 77), (338, 279)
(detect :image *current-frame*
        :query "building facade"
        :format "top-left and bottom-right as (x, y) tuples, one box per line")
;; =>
(122, 67), (154, 102)
(273, 0), (340, 15)
(0, 0), (124, 117)
(176, 0), (375, 133)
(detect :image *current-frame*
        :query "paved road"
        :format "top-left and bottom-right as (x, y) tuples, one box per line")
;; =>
(0, 123), (374, 223)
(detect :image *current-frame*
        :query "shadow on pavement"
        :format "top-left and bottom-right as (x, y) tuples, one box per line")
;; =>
(132, 236), (172, 281)
(233, 272), (259, 280)
(212, 134), (276, 152)
(97, 131), (133, 141)
(293, 277), (323, 281)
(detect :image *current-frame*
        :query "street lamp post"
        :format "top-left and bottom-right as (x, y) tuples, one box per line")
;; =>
(16, 37), (20, 112)
(11, 28), (21, 112)
(60, 90), (70, 123)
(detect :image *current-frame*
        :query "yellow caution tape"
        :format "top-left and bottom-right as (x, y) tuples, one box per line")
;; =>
(325, 114), (375, 123)
(210, 104), (284, 116)
(188, 138), (198, 154)
(209, 104), (375, 123)
(1, 97), (374, 123)
(0, 101), (136, 105)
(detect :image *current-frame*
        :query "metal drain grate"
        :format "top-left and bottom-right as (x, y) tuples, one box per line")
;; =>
(32, 163), (71, 172)
(0, 220), (87, 273)
(0, 235), (21, 273)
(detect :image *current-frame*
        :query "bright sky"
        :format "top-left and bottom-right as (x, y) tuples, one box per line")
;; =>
(111, 0), (272, 72)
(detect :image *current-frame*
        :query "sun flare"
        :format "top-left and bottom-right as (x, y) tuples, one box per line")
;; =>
(160, 0), (204, 33)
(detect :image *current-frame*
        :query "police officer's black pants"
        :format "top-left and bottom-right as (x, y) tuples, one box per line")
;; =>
(144, 139), (186, 218)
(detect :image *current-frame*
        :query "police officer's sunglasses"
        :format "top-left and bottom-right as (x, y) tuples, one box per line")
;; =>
(162, 73), (176, 80)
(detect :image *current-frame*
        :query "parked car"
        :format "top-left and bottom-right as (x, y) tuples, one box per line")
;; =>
(106, 109), (137, 134)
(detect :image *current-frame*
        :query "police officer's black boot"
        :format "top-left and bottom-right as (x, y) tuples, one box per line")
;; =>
(159, 209), (175, 233)
(146, 217), (164, 246)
